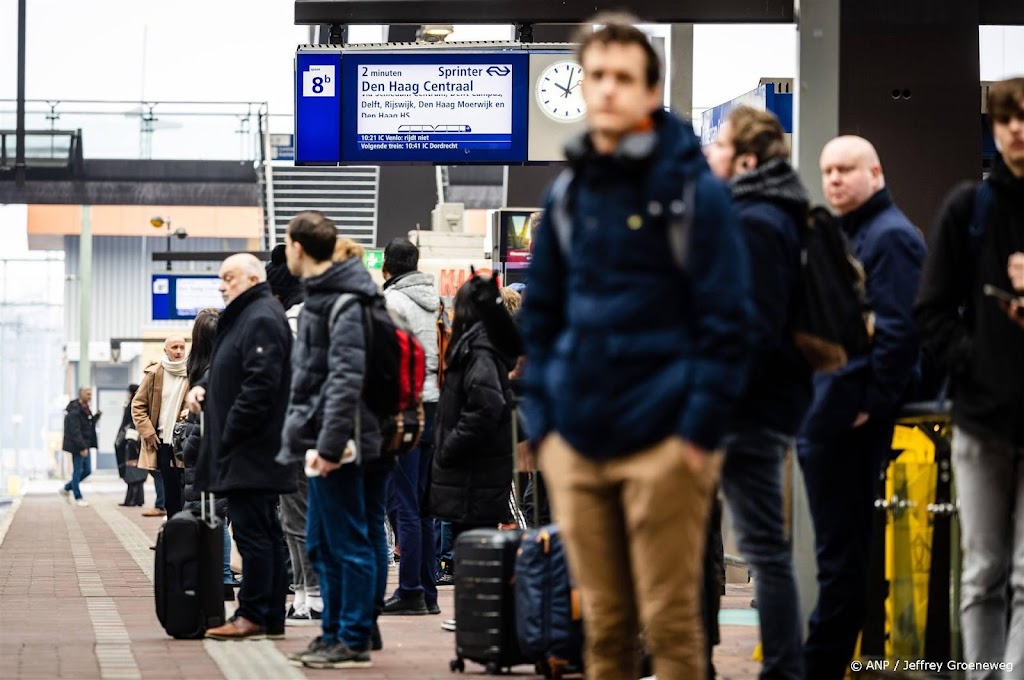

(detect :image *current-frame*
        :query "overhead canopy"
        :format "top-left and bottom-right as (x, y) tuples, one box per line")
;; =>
(294, 0), (795, 25)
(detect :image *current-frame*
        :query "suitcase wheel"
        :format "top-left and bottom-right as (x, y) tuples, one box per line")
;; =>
(449, 658), (465, 673)
(484, 661), (502, 675)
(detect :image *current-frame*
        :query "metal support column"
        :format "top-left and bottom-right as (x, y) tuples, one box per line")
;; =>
(77, 207), (92, 393)
(791, 0), (842, 635)
(15, 0), (27, 186)
(668, 24), (694, 121)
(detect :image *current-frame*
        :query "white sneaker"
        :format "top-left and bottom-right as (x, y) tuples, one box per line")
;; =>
(58, 488), (71, 503)
(75, 499), (90, 507)
(286, 604), (315, 626)
(441, 618), (456, 632)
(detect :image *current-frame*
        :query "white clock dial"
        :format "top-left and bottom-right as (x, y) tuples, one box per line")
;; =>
(536, 60), (586, 123)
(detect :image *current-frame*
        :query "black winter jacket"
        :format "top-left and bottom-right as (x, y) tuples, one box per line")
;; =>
(198, 283), (296, 495)
(278, 258), (383, 467)
(427, 323), (514, 525)
(729, 160), (813, 436)
(180, 411), (228, 516)
(63, 400), (99, 453)
(915, 156), (1024, 446)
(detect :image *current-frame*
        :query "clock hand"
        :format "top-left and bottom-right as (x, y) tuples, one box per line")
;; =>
(552, 82), (571, 95)
(562, 67), (576, 98)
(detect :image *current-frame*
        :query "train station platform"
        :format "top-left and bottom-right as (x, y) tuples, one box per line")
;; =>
(0, 472), (762, 680)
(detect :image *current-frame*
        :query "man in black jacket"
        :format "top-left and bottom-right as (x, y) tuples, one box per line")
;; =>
(60, 387), (101, 506)
(278, 212), (383, 669)
(189, 253), (295, 641)
(705, 105), (811, 680)
(797, 136), (926, 679)
(915, 77), (1024, 676)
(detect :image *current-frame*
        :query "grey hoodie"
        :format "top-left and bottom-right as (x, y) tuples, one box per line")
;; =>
(383, 271), (441, 403)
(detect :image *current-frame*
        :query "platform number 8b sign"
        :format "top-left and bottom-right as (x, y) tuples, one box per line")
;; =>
(303, 65), (335, 97)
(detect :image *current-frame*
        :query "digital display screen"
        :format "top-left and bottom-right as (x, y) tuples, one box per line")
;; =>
(341, 52), (529, 163)
(495, 209), (541, 271)
(152, 275), (224, 321)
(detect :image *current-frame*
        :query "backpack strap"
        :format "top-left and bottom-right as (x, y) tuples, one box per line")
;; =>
(666, 179), (697, 271)
(549, 166), (695, 272)
(550, 168), (576, 260)
(968, 180), (993, 258)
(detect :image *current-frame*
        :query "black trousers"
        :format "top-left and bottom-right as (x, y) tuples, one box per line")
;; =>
(228, 491), (288, 632)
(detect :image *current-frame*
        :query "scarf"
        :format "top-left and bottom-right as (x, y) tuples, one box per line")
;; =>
(158, 357), (189, 440)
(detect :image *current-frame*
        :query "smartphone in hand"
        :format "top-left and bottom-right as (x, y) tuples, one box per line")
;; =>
(983, 284), (1019, 304)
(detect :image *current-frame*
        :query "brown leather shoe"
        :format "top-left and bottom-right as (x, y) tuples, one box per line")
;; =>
(205, 616), (266, 641)
(142, 508), (167, 517)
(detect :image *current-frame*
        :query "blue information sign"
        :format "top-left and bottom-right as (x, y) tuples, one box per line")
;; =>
(295, 51), (343, 163)
(152, 275), (224, 321)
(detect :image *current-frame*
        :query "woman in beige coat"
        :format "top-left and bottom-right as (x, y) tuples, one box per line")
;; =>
(132, 336), (190, 518)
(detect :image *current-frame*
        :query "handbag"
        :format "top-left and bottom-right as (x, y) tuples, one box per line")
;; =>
(124, 460), (149, 484)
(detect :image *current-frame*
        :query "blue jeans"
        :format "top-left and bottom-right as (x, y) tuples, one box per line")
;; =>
(435, 520), (454, 573)
(721, 428), (803, 680)
(228, 492), (288, 631)
(798, 420), (891, 680)
(308, 464), (374, 650)
(151, 470), (165, 510)
(387, 405), (438, 606)
(366, 466), (390, 615)
(64, 451), (93, 500)
(222, 521), (233, 584)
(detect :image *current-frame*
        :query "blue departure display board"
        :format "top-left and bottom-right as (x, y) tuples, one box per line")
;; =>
(341, 52), (529, 163)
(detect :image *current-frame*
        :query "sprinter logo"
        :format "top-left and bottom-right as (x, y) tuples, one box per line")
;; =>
(303, 65), (336, 97)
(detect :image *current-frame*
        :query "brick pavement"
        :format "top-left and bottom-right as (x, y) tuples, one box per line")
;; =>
(0, 482), (764, 679)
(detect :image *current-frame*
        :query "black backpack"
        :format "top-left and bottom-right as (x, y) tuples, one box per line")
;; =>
(791, 206), (874, 372)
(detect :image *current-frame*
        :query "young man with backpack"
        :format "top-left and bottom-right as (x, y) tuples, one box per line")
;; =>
(798, 136), (926, 679)
(278, 211), (383, 668)
(704, 105), (812, 680)
(519, 16), (753, 680)
(915, 77), (1024, 677)
(380, 237), (442, 617)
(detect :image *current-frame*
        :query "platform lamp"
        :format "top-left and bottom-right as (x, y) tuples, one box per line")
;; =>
(150, 216), (188, 271)
(417, 25), (453, 43)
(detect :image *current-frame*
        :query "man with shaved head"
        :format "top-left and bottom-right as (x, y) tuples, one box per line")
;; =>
(798, 136), (926, 678)
(132, 335), (190, 517)
(188, 252), (295, 640)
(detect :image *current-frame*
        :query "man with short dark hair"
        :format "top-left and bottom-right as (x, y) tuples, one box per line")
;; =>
(190, 252), (295, 641)
(380, 237), (441, 617)
(798, 137), (926, 679)
(520, 15), (753, 680)
(915, 77), (1024, 677)
(279, 211), (384, 668)
(60, 387), (100, 507)
(705, 105), (811, 680)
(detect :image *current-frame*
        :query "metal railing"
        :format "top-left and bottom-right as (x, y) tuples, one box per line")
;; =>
(0, 99), (274, 162)
(0, 129), (82, 172)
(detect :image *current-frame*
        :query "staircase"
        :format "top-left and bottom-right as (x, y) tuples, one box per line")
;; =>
(262, 164), (381, 248)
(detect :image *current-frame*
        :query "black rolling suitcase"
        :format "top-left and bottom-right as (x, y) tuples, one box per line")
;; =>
(155, 491), (225, 639)
(451, 529), (527, 675)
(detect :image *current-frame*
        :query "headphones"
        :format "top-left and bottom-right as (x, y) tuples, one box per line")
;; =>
(565, 129), (658, 170)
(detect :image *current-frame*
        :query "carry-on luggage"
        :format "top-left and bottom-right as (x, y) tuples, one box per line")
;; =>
(154, 492), (225, 639)
(451, 529), (527, 675)
(515, 524), (583, 679)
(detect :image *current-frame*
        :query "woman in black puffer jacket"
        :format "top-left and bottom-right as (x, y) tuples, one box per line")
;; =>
(426, 279), (515, 537)
(176, 308), (235, 598)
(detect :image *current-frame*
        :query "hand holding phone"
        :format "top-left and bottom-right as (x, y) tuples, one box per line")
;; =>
(983, 284), (1019, 304)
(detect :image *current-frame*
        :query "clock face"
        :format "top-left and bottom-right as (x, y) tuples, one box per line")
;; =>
(536, 61), (586, 123)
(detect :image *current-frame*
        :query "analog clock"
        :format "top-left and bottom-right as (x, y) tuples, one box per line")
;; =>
(536, 60), (586, 123)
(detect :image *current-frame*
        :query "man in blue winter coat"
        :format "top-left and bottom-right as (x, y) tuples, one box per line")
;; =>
(519, 15), (753, 680)
(705, 105), (812, 680)
(278, 212), (384, 669)
(798, 136), (926, 679)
